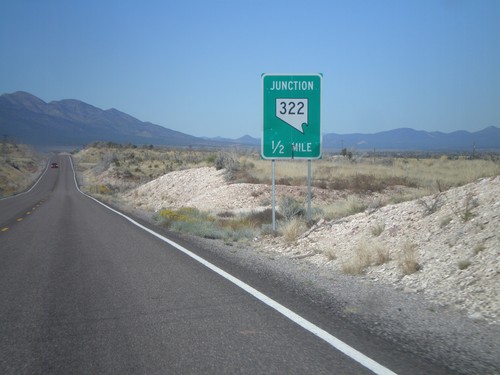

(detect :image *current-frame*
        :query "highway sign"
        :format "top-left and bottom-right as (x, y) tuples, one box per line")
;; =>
(262, 74), (322, 159)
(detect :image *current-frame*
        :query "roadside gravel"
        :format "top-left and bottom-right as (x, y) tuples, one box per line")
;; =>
(158, 230), (500, 375)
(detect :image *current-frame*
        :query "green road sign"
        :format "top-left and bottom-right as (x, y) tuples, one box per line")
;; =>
(262, 74), (322, 159)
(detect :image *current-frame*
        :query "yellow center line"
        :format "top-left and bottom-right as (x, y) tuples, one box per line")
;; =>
(17, 218), (23, 222)
(26, 212), (31, 215)
(1, 227), (8, 232)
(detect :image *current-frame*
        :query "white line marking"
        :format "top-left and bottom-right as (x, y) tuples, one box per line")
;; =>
(69, 155), (397, 375)
(0, 159), (50, 201)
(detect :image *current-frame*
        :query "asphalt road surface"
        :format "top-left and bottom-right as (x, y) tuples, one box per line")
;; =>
(0, 155), (457, 374)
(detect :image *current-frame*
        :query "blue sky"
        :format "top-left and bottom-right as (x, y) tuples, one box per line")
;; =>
(1, 0), (499, 138)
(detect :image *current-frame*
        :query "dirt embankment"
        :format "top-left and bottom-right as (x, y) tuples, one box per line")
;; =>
(122, 167), (499, 325)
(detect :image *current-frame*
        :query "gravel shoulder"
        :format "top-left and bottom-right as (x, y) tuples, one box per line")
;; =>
(191, 234), (500, 375)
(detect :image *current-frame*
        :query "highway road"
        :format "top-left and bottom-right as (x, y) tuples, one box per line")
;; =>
(0, 155), (457, 374)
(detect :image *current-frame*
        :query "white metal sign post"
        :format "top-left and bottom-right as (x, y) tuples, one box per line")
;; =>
(262, 74), (322, 230)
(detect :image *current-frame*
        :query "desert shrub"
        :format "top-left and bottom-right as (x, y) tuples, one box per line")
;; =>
(158, 207), (204, 228)
(399, 241), (420, 275)
(313, 179), (328, 189)
(217, 211), (235, 218)
(473, 243), (486, 255)
(157, 207), (255, 241)
(312, 196), (368, 221)
(342, 246), (370, 275)
(341, 240), (389, 275)
(92, 152), (115, 174)
(454, 193), (478, 222)
(218, 217), (253, 231)
(373, 244), (390, 265)
(435, 179), (451, 192)
(171, 220), (224, 239)
(277, 177), (292, 186)
(457, 259), (472, 270)
(199, 220), (255, 241)
(246, 208), (283, 227)
(214, 151), (240, 180)
(370, 223), (385, 237)
(329, 174), (415, 192)
(278, 196), (305, 221)
(344, 196), (368, 216)
(260, 224), (275, 236)
(440, 216), (452, 228)
(324, 248), (337, 261)
(282, 218), (307, 244)
(98, 184), (112, 194)
(205, 154), (216, 164)
(418, 193), (443, 216)
(250, 190), (261, 198)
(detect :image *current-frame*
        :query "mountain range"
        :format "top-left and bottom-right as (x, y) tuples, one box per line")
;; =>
(322, 127), (500, 152)
(0, 91), (498, 151)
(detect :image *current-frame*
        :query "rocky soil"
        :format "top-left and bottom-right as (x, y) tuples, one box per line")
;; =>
(124, 166), (341, 213)
(124, 167), (499, 327)
(265, 175), (500, 325)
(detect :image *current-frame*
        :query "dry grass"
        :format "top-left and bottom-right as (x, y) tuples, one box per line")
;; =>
(75, 144), (500, 201)
(373, 244), (391, 265)
(0, 142), (46, 197)
(473, 243), (486, 255)
(453, 193), (478, 222)
(341, 239), (389, 274)
(399, 241), (420, 275)
(314, 196), (370, 221)
(371, 223), (385, 237)
(324, 248), (337, 261)
(246, 155), (499, 192)
(73, 143), (216, 193)
(440, 216), (453, 228)
(73, 144), (500, 244)
(457, 259), (472, 270)
(282, 218), (307, 244)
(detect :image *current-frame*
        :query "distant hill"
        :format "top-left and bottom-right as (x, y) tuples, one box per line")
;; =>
(1, 91), (498, 151)
(222, 128), (500, 151)
(323, 127), (500, 151)
(202, 134), (260, 147)
(0, 91), (214, 147)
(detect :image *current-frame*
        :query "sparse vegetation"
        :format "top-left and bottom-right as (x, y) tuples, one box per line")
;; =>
(457, 259), (472, 270)
(371, 223), (385, 237)
(341, 240), (389, 275)
(374, 244), (390, 265)
(440, 216), (453, 228)
(324, 248), (337, 261)
(418, 193), (443, 216)
(399, 241), (420, 275)
(214, 151), (241, 181)
(0, 142), (46, 197)
(155, 206), (256, 242)
(74, 144), (217, 194)
(453, 193), (478, 222)
(278, 195), (305, 221)
(241, 154), (499, 196)
(473, 243), (486, 255)
(72, 144), (500, 245)
(281, 218), (307, 244)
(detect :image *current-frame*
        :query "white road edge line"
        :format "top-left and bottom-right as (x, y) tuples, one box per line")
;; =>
(0, 159), (50, 201)
(69, 155), (397, 375)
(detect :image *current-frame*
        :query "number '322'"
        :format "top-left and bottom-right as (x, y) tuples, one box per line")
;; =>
(278, 101), (305, 115)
